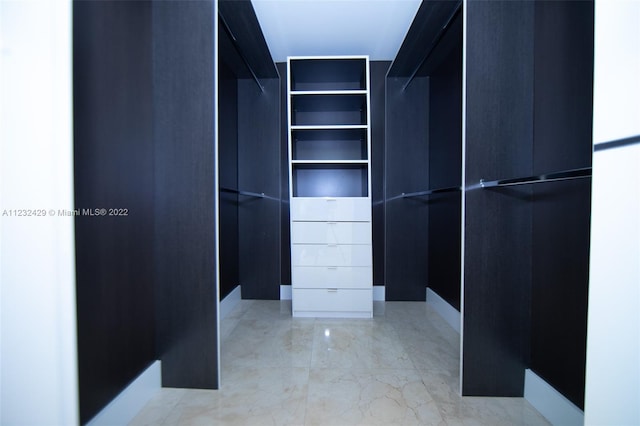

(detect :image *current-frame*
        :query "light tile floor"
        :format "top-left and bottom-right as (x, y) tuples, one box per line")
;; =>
(130, 300), (549, 425)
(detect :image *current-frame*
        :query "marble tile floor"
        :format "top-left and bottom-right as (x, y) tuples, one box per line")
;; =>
(130, 300), (549, 426)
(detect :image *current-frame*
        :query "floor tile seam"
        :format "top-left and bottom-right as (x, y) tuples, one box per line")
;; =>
(235, 316), (302, 323)
(308, 317), (319, 368)
(404, 351), (460, 373)
(307, 366), (425, 375)
(131, 389), (182, 426)
(417, 366), (460, 378)
(303, 319), (317, 368)
(212, 369), (312, 399)
(301, 333), (315, 426)
(432, 394), (549, 426)
(156, 388), (192, 412)
(222, 321), (315, 341)
(387, 325), (445, 343)
(220, 364), (313, 371)
(382, 326), (424, 372)
(400, 347), (460, 364)
(415, 374), (464, 407)
(311, 322), (380, 331)
(225, 303), (255, 319)
(219, 320), (243, 346)
(165, 389), (219, 420)
(405, 353), (423, 373)
(226, 300), (256, 321)
(159, 390), (190, 425)
(395, 333), (460, 354)
(372, 320), (415, 353)
(220, 361), (315, 371)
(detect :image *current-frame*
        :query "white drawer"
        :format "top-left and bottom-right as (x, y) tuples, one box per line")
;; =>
(292, 288), (372, 317)
(291, 222), (371, 244)
(290, 197), (371, 221)
(292, 266), (372, 289)
(291, 244), (372, 267)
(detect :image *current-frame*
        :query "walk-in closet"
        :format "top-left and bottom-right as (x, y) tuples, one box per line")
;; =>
(65, 0), (640, 424)
(214, 0), (593, 416)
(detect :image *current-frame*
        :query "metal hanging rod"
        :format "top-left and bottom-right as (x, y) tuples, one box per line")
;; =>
(386, 185), (461, 202)
(402, 2), (462, 91)
(219, 13), (264, 93)
(479, 167), (592, 189)
(403, 186), (461, 198)
(221, 187), (264, 199)
(594, 134), (640, 152)
(220, 187), (280, 202)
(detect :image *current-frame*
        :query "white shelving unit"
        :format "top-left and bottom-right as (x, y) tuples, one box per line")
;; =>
(287, 56), (373, 318)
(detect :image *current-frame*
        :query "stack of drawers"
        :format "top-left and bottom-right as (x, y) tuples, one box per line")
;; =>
(291, 198), (373, 318)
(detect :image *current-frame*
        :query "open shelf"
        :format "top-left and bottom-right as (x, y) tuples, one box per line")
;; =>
(291, 90), (367, 96)
(289, 58), (367, 91)
(291, 125), (367, 130)
(292, 128), (368, 161)
(292, 164), (369, 198)
(291, 94), (368, 126)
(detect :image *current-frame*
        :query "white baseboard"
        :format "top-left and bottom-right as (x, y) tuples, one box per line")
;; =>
(524, 369), (584, 426)
(373, 285), (385, 301)
(426, 287), (461, 334)
(280, 285), (292, 300)
(220, 285), (241, 320)
(281, 285), (385, 301)
(86, 360), (161, 426)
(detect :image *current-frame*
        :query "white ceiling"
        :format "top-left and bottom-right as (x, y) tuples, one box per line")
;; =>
(251, 0), (422, 63)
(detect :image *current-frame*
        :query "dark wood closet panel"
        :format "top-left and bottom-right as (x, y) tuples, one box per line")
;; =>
(462, 0), (593, 403)
(237, 77), (281, 299)
(385, 76), (430, 301)
(531, 179), (591, 407)
(384, 0), (462, 302)
(462, 0), (535, 396)
(529, 0), (593, 409)
(278, 62), (292, 287)
(153, 0), (218, 389)
(219, 54), (240, 301)
(75, 0), (220, 418)
(426, 13), (463, 310)
(370, 61), (391, 286)
(73, 2), (155, 422)
(219, 0), (281, 300)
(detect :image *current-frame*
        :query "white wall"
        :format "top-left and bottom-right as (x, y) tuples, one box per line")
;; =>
(584, 1), (640, 425)
(0, 1), (79, 424)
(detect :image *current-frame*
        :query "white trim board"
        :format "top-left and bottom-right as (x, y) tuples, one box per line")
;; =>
(281, 285), (292, 300)
(220, 285), (241, 320)
(214, 0), (221, 389)
(372, 285), (385, 301)
(0, 2), (79, 423)
(426, 287), (461, 334)
(281, 285), (385, 301)
(459, 0), (469, 396)
(524, 369), (584, 426)
(86, 361), (161, 426)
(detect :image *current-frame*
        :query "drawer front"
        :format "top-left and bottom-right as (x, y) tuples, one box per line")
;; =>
(291, 244), (372, 267)
(290, 197), (371, 221)
(292, 266), (372, 289)
(291, 222), (371, 244)
(292, 288), (372, 314)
